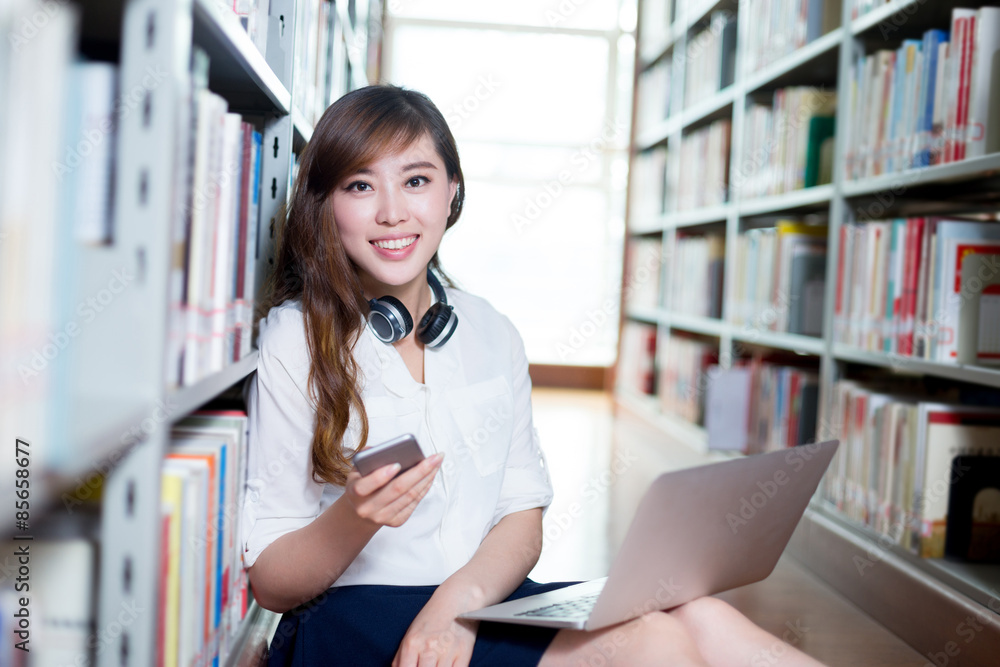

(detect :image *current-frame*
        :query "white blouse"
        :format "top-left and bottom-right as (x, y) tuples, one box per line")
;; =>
(240, 288), (554, 586)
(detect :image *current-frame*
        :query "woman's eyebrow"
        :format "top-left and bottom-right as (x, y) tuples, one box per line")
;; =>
(401, 161), (438, 171)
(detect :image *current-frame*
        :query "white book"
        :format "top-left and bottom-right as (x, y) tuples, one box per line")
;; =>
(184, 89), (226, 385)
(210, 112), (242, 372)
(931, 41), (949, 164)
(66, 61), (117, 245)
(937, 237), (1000, 362)
(966, 7), (1000, 158)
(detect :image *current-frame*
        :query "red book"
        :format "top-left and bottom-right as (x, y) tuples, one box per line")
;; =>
(157, 511), (171, 667)
(955, 14), (977, 161)
(787, 370), (801, 449)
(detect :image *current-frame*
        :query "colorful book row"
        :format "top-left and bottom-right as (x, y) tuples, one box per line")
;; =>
(731, 221), (828, 337)
(705, 358), (820, 454)
(159, 411), (251, 667)
(738, 86), (837, 198)
(166, 48), (263, 389)
(833, 217), (1000, 365)
(668, 233), (724, 318)
(844, 8), (1000, 179)
(822, 379), (1000, 561)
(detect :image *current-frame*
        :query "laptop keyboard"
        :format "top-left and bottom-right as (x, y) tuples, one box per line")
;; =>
(514, 592), (601, 618)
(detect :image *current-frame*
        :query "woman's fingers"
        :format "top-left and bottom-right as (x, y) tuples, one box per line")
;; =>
(375, 456), (442, 525)
(350, 462), (403, 497)
(349, 453), (443, 525)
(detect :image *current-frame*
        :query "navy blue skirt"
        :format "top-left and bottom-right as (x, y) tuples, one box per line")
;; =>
(266, 579), (582, 666)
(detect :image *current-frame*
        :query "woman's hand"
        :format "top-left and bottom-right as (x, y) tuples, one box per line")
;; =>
(343, 452), (443, 528)
(392, 587), (480, 667)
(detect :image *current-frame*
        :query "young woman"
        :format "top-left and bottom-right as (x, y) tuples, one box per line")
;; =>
(242, 84), (826, 667)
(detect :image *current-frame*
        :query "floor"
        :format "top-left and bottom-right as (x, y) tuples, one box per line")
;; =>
(527, 387), (927, 666)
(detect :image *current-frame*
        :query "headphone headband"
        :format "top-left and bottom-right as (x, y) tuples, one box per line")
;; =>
(366, 269), (458, 348)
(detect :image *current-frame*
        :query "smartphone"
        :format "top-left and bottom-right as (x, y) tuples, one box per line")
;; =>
(353, 433), (426, 477)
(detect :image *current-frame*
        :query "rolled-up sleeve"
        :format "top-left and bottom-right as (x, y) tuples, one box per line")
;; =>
(241, 309), (324, 568)
(489, 317), (554, 529)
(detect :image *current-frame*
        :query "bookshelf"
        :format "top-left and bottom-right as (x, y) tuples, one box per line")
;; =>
(622, 0), (1000, 660)
(0, 0), (380, 665)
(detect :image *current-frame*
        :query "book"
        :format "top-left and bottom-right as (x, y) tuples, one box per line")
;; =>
(944, 456), (1000, 561)
(956, 253), (1000, 365)
(913, 405), (1000, 558)
(967, 8), (1000, 159)
(705, 365), (752, 452)
(62, 60), (118, 245)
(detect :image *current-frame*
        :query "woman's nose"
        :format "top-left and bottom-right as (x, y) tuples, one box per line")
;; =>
(376, 187), (408, 225)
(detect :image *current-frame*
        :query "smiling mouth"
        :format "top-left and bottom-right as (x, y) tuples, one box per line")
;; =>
(371, 235), (418, 250)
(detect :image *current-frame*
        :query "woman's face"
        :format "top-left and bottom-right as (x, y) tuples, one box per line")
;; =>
(331, 133), (457, 295)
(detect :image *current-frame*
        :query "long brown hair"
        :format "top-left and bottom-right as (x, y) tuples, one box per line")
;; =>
(259, 85), (466, 486)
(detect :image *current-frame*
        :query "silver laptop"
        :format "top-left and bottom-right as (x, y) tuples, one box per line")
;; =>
(459, 440), (838, 631)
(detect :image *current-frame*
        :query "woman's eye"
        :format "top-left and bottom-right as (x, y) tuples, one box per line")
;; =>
(406, 176), (428, 187)
(347, 181), (371, 192)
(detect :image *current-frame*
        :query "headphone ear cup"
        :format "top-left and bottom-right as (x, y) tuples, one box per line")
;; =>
(368, 295), (413, 344)
(417, 302), (458, 348)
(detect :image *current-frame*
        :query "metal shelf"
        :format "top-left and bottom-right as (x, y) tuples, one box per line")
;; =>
(669, 204), (731, 228)
(224, 600), (282, 667)
(850, 0), (922, 36)
(628, 213), (670, 234)
(636, 116), (679, 149)
(833, 343), (1000, 389)
(192, 0), (291, 113)
(626, 306), (663, 324)
(679, 85), (735, 132)
(842, 152), (1000, 197)
(737, 184), (835, 217)
(168, 351), (260, 422)
(731, 328), (826, 355)
(791, 506), (1000, 662)
(667, 313), (729, 337)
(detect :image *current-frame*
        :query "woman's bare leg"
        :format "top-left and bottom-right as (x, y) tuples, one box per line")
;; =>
(539, 611), (710, 667)
(668, 597), (826, 666)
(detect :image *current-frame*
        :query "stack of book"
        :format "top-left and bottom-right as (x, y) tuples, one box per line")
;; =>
(159, 411), (251, 667)
(624, 236), (664, 311)
(669, 233), (725, 318)
(658, 335), (718, 424)
(731, 221), (828, 336)
(844, 8), (1000, 178)
(225, 0), (271, 58)
(705, 358), (820, 453)
(677, 119), (730, 210)
(629, 146), (669, 223)
(741, 0), (842, 74)
(638, 0), (675, 61)
(166, 49), (263, 389)
(637, 56), (673, 133)
(683, 10), (737, 109)
(738, 86), (836, 198)
(834, 217), (1000, 365)
(1, 0), (78, 477)
(293, 0), (336, 126)
(618, 321), (658, 396)
(1, 536), (99, 665)
(821, 380), (1000, 561)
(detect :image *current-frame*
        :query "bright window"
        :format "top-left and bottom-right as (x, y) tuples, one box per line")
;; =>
(384, 4), (635, 366)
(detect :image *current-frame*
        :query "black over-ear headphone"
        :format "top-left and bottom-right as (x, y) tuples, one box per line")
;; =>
(367, 269), (458, 348)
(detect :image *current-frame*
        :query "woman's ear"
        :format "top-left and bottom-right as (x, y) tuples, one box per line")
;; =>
(448, 177), (459, 209)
